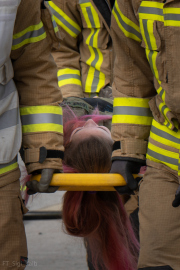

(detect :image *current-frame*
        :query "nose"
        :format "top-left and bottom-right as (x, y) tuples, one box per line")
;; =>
(84, 119), (98, 128)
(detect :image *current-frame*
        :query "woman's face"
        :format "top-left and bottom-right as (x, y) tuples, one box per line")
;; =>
(70, 119), (113, 143)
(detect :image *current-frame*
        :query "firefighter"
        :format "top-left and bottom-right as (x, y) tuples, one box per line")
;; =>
(46, 0), (114, 99)
(0, 0), (63, 268)
(110, 0), (180, 269)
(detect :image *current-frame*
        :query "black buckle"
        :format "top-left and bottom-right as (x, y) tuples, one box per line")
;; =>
(39, 147), (64, 163)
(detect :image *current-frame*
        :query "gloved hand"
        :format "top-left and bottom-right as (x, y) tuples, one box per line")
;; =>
(172, 185), (180, 207)
(99, 85), (113, 99)
(26, 168), (59, 195)
(110, 160), (143, 194)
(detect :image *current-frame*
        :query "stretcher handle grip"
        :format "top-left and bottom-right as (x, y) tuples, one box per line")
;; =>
(30, 173), (138, 191)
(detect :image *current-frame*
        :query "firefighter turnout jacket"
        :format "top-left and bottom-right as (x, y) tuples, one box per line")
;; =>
(0, 0), (63, 188)
(46, 0), (113, 98)
(111, 0), (180, 174)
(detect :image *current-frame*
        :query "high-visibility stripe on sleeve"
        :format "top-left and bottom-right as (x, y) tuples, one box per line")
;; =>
(12, 21), (46, 50)
(139, 1), (164, 21)
(0, 157), (18, 175)
(52, 15), (59, 33)
(112, 97), (153, 125)
(112, 0), (142, 42)
(85, 66), (105, 93)
(164, 8), (180, 26)
(45, 1), (81, 38)
(57, 69), (82, 87)
(20, 106), (63, 134)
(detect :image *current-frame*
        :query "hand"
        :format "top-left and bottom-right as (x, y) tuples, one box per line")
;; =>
(110, 160), (143, 194)
(26, 168), (59, 195)
(172, 185), (180, 207)
(99, 86), (113, 99)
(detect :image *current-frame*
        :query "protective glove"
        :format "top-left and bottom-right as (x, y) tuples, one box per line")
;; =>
(99, 85), (113, 99)
(110, 160), (143, 194)
(172, 185), (180, 207)
(26, 168), (59, 195)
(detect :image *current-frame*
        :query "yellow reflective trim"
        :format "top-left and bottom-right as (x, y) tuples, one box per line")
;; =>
(164, 7), (180, 14)
(95, 48), (103, 70)
(13, 22), (43, 39)
(20, 106), (62, 116)
(148, 141), (178, 159)
(86, 28), (94, 45)
(58, 69), (80, 76)
(48, 1), (81, 38)
(164, 20), (180, 27)
(141, 1), (163, 9)
(80, 3), (100, 28)
(150, 131), (180, 150)
(113, 97), (150, 108)
(22, 123), (63, 133)
(85, 66), (95, 92)
(112, 115), (152, 125)
(147, 20), (157, 49)
(146, 153), (178, 171)
(151, 50), (159, 81)
(96, 72), (106, 93)
(86, 46), (95, 66)
(0, 162), (18, 175)
(112, 3), (141, 42)
(139, 13), (164, 21)
(58, 78), (82, 87)
(139, 19), (148, 47)
(93, 28), (100, 48)
(12, 33), (46, 50)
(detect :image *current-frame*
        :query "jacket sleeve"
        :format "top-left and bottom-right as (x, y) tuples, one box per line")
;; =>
(111, 0), (156, 162)
(46, 0), (84, 98)
(11, 0), (64, 174)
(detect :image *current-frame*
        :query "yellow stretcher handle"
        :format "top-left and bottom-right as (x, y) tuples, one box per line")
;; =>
(30, 174), (138, 191)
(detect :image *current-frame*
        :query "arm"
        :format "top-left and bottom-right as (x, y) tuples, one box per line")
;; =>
(111, 0), (156, 162)
(47, 0), (84, 98)
(11, 0), (63, 178)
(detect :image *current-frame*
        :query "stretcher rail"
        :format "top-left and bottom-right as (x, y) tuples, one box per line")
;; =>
(31, 174), (137, 191)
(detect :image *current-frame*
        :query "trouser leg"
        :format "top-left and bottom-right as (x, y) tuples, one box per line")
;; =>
(138, 165), (179, 270)
(0, 180), (28, 269)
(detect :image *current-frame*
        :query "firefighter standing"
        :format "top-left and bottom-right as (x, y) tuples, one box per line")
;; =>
(110, 0), (180, 269)
(1, 0), (63, 268)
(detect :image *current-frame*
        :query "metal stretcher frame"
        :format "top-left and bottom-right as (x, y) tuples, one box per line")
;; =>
(31, 174), (137, 191)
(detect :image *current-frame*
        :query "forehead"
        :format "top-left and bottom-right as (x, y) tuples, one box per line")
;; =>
(72, 127), (112, 142)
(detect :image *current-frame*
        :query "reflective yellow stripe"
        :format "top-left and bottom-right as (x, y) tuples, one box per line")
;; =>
(22, 123), (63, 133)
(113, 97), (150, 108)
(113, 0), (141, 42)
(0, 159), (18, 175)
(164, 8), (180, 26)
(20, 106), (62, 115)
(79, 1), (101, 28)
(57, 69), (82, 87)
(46, 1), (81, 38)
(20, 106), (63, 134)
(139, 1), (164, 21)
(12, 21), (46, 50)
(112, 115), (152, 125)
(52, 16), (59, 33)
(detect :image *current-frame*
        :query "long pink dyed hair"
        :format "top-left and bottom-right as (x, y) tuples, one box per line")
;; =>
(62, 107), (139, 270)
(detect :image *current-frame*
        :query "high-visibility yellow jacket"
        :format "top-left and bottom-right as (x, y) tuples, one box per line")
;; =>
(0, 0), (63, 187)
(48, 0), (113, 98)
(111, 0), (180, 168)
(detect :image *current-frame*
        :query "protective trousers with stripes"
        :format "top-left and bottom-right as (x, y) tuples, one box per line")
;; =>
(138, 119), (180, 270)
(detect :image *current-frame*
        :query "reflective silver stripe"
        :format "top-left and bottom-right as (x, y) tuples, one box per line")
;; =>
(113, 106), (152, 117)
(48, 5), (80, 36)
(58, 74), (81, 81)
(139, 6), (163, 16)
(91, 69), (100, 92)
(147, 50), (155, 75)
(91, 48), (99, 67)
(86, 6), (95, 27)
(158, 89), (164, 99)
(21, 113), (63, 126)
(113, 4), (142, 40)
(164, 14), (180, 21)
(0, 81), (16, 100)
(147, 148), (178, 166)
(143, 20), (152, 50)
(0, 108), (19, 130)
(79, 0), (89, 3)
(151, 125), (180, 144)
(0, 157), (17, 169)
(12, 27), (45, 46)
(89, 29), (98, 46)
